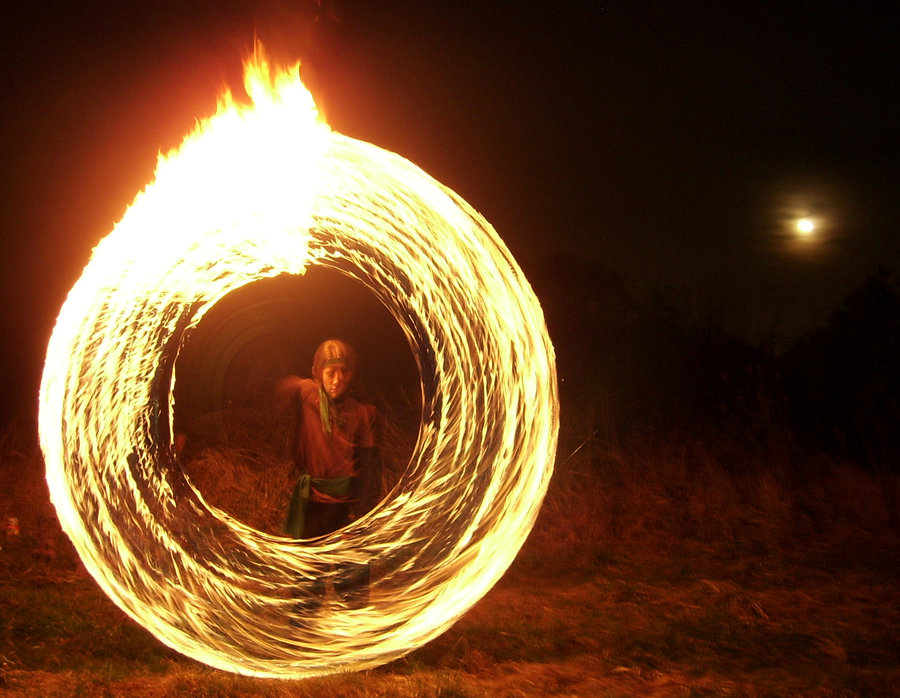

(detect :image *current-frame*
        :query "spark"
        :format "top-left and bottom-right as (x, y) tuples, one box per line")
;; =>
(38, 51), (558, 678)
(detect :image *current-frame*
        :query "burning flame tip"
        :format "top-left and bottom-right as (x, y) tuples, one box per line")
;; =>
(239, 46), (320, 117)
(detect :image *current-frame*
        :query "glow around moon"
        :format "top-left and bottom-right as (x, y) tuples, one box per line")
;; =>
(38, 53), (558, 678)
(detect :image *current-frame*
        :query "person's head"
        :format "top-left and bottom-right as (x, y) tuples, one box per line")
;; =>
(312, 339), (357, 400)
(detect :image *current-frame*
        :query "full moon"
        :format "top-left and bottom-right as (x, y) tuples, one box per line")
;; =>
(796, 218), (815, 236)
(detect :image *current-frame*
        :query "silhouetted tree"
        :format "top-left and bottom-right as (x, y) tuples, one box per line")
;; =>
(638, 289), (774, 436)
(530, 254), (774, 445)
(781, 269), (900, 472)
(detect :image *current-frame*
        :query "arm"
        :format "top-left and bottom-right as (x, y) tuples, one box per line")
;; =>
(277, 375), (306, 467)
(277, 375), (305, 402)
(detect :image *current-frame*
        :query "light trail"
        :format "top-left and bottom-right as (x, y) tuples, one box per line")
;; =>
(38, 51), (558, 678)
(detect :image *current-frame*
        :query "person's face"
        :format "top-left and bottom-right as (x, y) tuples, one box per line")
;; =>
(321, 363), (351, 399)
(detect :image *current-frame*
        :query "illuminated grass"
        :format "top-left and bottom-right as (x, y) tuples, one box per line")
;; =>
(1, 415), (898, 696)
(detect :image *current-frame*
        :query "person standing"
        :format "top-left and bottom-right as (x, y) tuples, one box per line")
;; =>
(280, 339), (377, 539)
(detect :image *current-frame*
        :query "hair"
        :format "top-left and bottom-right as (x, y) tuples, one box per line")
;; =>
(311, 339), (357, 382)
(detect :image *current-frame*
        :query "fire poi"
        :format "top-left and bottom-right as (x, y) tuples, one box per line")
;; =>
(38, 50), (558, 678)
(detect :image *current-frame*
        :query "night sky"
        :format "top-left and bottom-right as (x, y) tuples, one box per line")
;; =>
(1, 1), (898, 423)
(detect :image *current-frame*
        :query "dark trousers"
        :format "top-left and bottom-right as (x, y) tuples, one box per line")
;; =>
(303, 499), (351, 538)
(294, 500), (370, 610)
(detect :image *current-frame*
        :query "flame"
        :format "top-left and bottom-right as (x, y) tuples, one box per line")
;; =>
(38, 51), (558, 678)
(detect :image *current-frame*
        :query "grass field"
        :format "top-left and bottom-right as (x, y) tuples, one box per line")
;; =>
(1, 414), (898, 696)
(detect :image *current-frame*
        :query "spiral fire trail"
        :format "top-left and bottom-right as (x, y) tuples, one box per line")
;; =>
(38, 54), (558, 678)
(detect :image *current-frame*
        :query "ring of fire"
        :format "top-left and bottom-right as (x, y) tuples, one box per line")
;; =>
(38, 57), (558, 678)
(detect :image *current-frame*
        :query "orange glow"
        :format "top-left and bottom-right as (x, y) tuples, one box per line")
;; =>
(39, 50), (558, 678)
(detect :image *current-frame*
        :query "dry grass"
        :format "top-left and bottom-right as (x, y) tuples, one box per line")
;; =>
(178, 405), (413, 535)
(1, 412), (898, 696)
